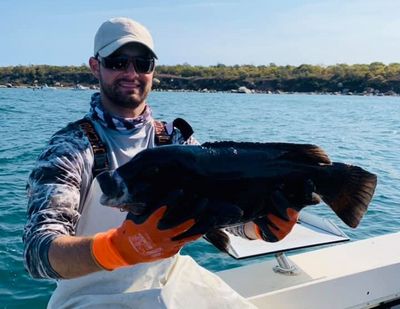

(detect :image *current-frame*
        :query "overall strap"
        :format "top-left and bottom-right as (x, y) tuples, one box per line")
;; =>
(76, 118), (109, 178)
(154, 117), (194, 146)
(153, 120), (171, 145)
(77, 116), (194, 177)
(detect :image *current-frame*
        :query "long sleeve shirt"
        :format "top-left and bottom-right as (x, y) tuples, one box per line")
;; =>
(23, 114), (197, 279)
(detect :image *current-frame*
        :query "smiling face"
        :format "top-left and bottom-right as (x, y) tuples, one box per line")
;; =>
(89, 43), (155, 117)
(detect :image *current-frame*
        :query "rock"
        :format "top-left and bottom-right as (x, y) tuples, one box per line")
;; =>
(385, 90), (397, 96)
(237, 86), (251, 94)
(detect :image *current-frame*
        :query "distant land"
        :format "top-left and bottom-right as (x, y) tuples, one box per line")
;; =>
(1, 62), (400, 95)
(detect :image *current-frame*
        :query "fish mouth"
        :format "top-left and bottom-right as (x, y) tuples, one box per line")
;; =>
(97, 171), (148, 215)
(118, 202), (147, 215)
(97, 171), (127, 207)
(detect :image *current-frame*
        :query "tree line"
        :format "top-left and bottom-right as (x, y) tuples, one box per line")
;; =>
(1, 62), (400, 94)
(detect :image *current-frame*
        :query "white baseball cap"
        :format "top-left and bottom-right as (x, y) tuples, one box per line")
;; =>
(94, 17), (157, 58)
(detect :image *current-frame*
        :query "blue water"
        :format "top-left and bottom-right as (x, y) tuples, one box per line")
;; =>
(1, 88), (399, 308)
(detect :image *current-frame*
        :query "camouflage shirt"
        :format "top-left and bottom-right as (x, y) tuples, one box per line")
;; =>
(23, 113), (198, 279)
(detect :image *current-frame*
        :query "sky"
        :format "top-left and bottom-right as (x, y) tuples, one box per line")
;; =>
(2, 0), (400, 67)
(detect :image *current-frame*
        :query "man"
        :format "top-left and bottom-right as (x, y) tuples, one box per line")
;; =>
(23, 17), (260, 308)
(24, 16), (316, 308)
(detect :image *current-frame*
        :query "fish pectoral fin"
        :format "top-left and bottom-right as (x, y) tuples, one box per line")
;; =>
(158, 190), (210, 229)
(269, 183), (318, 221)
(171, 199), (243, 241)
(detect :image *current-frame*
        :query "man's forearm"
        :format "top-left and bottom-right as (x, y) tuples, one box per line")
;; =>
(48, 235), (103, 279)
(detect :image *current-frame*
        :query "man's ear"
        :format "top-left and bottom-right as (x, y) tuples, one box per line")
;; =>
(89, 57), (100, 79)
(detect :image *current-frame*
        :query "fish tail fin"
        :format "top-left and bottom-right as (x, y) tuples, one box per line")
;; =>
(319, 163), (377, 228)
(204, 229), (231, 253)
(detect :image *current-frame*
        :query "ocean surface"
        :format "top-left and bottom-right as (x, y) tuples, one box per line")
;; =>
(1, 88), (399, 308)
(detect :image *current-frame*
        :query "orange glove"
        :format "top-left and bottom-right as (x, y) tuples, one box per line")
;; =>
(253, 180), (319, 242)
(253, 208), (300, 242)
(91, 206), (201, 270)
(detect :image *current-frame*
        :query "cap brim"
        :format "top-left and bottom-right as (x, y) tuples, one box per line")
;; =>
(97, 37), (158, 59)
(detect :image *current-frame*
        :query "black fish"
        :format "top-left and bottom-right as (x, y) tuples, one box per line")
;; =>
(97, 142), (377, 250)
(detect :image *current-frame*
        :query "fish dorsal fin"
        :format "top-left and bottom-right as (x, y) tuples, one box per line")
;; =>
(201, 141), (331, 165)
(277, 143), (331, 165)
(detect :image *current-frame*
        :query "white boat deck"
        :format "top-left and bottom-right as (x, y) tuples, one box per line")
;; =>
(217, 232), (400, 309)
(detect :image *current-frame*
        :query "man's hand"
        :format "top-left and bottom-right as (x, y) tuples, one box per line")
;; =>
(92, 206), (201, 270)
(252, 179), (320, 242)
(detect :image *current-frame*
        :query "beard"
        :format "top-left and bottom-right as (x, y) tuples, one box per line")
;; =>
(99, 76), (151, 109)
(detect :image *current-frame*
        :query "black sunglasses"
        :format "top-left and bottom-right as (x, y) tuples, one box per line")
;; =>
(98, 56), (155, 74)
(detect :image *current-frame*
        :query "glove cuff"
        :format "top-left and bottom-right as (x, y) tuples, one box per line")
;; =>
(91, 230), (130, 271)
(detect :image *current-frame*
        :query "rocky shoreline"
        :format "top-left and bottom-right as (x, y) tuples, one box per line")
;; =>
(2, 63), (400, 96)
(1, 83), (398, 97)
